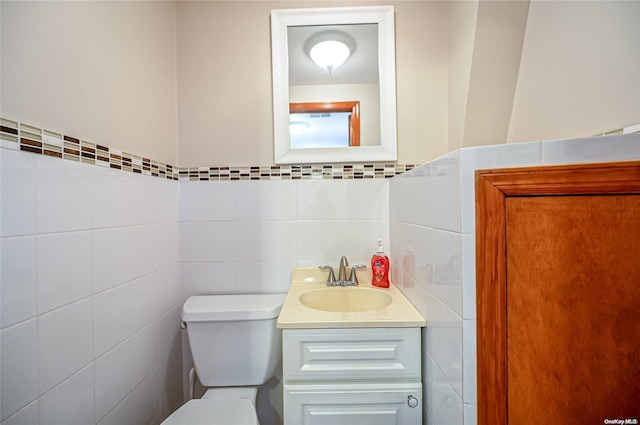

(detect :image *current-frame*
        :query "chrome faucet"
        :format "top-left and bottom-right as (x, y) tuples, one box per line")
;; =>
(319, 257), (366, 286)
(338, 256), (349, 282)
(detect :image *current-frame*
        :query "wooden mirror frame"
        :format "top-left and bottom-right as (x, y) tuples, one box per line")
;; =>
(290, 101), (360, 147)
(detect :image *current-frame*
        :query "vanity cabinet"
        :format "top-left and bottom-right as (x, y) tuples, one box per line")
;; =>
(282, 327), (422, 425)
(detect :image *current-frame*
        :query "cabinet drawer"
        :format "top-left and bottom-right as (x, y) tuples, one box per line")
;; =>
(283, 328), (421, 382)
(284, 382), (422, 425)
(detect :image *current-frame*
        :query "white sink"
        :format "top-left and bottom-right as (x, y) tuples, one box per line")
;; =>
(299, 287), (393, 312)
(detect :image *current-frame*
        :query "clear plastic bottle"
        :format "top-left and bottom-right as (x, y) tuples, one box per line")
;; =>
(371, 239), (390, 288)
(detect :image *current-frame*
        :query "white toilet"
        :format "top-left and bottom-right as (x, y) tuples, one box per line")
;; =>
(162, 293), (287, 425)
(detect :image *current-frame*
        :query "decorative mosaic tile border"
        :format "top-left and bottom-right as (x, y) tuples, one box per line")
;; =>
(1, 118), (179, 180)
(0, 118), (415, 180)
(178, 163), (414, 181)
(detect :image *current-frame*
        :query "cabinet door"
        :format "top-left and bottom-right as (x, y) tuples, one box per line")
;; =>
(284, 383), (422, 425)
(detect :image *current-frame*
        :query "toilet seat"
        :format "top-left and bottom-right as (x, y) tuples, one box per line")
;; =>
(161, 398), (258, 425)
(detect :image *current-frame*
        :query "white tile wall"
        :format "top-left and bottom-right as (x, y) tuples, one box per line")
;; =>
(93, 283), (131, 358)
(234, 261), (295, 294)
(1, 150), (37, 237)
(91, 167), (137, 230)
(130, 273), (160, 335)
(235, 180), (297, 221)
(179, 178), (390, 297)
(38, 299), (93, 394)
(461, 234), (476, 320)
(390, 151), (466, 423)
(0, 150), (182, 425)
(424, 353), (436, 425)
(131, 371), (160, 425)
(427, 356), (463, 425)
(39, 365), (95, 425)
(0, 237), (37, 327)
(207, 222), (238, 261)
(391, 132), (640, 425)
(36, 232), (93, 314)
(132, 321), (160, 387)
(94, 339), (132, 422)
(541, 133), (640, 165)
(463, 403), (477, 425)
(0, 320), (39, 421)
(462, 319), (477, 405)
(1, 400), (39, 425)
(92, 228), (132, 293)
(35, 158), (92, 233)
(98, 396), (132, 425)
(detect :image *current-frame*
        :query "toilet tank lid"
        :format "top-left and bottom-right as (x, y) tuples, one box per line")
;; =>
(182, 294), (287, 322)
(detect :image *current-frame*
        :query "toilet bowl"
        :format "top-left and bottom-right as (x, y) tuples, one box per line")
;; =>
(161, 294), (286, 425)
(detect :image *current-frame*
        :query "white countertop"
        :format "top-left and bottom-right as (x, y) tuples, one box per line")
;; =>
(277, 267), (426, 329)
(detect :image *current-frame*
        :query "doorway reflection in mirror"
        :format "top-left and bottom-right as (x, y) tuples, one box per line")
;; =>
(290, 101), (360, 149)
(290, 112), (352, 149)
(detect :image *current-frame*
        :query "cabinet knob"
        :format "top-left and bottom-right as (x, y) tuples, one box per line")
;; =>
(407, 395), (419, 408)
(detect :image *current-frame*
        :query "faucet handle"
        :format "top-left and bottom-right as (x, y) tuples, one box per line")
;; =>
(319, 265), (337, 285)
(348, 264), (367, 285)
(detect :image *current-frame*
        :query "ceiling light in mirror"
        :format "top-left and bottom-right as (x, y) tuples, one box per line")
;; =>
(305, 30), (356, 73)
(309, 40), (350, 72)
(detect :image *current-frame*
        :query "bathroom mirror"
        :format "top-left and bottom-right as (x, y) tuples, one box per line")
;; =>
(271, 6), (397, 164)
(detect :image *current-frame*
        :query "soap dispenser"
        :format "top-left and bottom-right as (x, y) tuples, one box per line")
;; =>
(371, 239), (390, 288)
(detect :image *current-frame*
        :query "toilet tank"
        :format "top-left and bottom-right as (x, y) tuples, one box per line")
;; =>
(182, 294), (287, 387)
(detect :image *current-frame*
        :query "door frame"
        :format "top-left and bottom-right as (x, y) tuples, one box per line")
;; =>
(474, 160), (640, 425)
(290, 101), (361, 146)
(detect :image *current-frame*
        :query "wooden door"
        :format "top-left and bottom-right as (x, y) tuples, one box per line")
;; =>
(475, 161), (640, 425)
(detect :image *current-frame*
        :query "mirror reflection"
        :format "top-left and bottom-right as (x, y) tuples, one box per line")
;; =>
(271, 6), (397, 164)
(288, 24), (381, 148)
(290, 100), (361, 148)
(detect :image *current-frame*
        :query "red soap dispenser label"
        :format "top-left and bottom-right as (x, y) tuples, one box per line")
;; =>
(372, 255), (390, 288)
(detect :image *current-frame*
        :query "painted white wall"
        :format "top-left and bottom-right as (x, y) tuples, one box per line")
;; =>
(507, 1), (640, 143)
(0, 149), (182, 425)
(3, 1), (636, 168)
(394, 0), (449, 164)
(448, 0), (639, 151)
(389, 132), (640, 425)
(447, 0), (479, 152)
(0, 1), (178, 165)
(461, 0), (530, 148)
(176, 0), (449, 166)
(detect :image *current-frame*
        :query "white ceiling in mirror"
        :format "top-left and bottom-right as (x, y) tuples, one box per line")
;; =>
(271, 6), (397, 165)
(288, 24), (379, 86)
